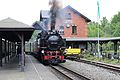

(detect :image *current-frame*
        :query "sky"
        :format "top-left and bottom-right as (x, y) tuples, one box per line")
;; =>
(0, 0), (120, 25)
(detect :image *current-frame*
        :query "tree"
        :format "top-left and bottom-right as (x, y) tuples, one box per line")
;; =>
(88, 20), (106, 37)
(100, 17), (108, 29)
(88, 22), (98, 37)
(88, 17), (112, 37)
(111, 12), (120, 24)
(111, 22), (120, 37)
(29, 30), (41, 42)
(100, 17), (111, 37)
(111, 12), (120, 37)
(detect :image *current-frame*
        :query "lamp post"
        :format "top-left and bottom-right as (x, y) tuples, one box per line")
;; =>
(118, 46), (120, 62)
(97, 0), (100, 57)
(97, 23), (100, 57)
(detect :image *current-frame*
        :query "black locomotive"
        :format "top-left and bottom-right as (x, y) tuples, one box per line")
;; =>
(34, 30), (66, 65)
(33, 0), (66, 65)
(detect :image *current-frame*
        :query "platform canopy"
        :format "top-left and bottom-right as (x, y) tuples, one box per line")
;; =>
(0, 18), (34, 42)
(65, 37), (120, 42)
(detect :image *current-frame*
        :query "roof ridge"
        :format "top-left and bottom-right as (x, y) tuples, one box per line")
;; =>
(64, 5), (91, 22)
(0, 17), (34, 28)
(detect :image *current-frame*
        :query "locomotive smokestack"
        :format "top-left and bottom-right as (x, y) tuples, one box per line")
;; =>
(49, 0), (62, 31)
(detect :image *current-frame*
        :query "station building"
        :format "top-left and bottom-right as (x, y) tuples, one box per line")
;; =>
(33, 5), (91, 49)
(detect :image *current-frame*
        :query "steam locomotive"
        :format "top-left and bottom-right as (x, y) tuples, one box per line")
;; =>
(34, 30), (66, 65)
(32, 0), (66, 65)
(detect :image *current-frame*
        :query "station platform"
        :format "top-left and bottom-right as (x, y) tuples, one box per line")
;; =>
(0, 55), (59, 80)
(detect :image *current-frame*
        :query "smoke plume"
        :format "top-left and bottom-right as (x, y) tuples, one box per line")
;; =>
(49, 0), (63, 31)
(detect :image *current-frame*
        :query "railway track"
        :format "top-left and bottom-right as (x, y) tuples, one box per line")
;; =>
(76, 59), (120, 72)
(50, 65), (90, 80)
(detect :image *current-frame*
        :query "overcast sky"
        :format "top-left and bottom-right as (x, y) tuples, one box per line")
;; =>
(0, 0), (120, 25)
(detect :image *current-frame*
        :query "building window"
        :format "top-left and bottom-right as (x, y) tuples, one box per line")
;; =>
(72, 25), (77, 34)
(66, 13), (71, 20)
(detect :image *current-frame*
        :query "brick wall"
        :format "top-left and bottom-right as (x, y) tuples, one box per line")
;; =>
(63, 8), (88, 38)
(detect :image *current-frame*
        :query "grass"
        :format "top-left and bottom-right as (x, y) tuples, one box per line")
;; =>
(82, 53), (120, 65)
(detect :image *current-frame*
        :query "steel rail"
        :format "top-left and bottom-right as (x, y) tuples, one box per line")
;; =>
(76, 59), (120, 72)
(50, 65), (90, 80)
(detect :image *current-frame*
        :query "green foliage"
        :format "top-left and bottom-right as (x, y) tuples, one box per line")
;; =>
(111, 12), (120, 24)
(88, 22), (98, 37)
(83, 53), (120, 65)
(100, 17), (112, 37)
(88, 12), (120, 37)
(111, 22), (120, 37)
(88, 17), (110, 37)
(87, 12), (120, 51)
(29, 30), (41, 42)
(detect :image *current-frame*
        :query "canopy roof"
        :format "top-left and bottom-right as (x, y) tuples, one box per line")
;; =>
(0, 18), (34, 42)
(65, 37), (120, 42)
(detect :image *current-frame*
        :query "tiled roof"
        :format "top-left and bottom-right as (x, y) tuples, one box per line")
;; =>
(0, 17), (33, 29)
(40, 5), (91, 22)
(65, 5), (91, 22)
(0, 18), (34, 41)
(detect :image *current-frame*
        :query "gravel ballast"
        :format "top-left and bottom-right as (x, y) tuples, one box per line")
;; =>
(60, 60), (120, 80)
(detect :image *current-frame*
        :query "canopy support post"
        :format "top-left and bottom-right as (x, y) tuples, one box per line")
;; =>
(21, 33), (25, 72)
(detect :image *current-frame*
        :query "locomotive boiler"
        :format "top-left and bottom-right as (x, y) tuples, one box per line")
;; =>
(34, 30), (66, 65)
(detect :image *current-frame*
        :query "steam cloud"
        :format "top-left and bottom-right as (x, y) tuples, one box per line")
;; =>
(49, 0), (63, 31)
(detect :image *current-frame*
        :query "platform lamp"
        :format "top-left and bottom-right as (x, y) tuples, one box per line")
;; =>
(65, 18), (72, 28)
(66, 23), (70, 28)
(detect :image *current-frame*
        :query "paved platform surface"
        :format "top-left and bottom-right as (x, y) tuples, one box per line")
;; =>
(0, 55), (59, 80)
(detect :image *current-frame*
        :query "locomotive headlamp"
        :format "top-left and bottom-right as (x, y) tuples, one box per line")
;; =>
(64, 50), (67, 53)
(41, 50), (44, 53)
